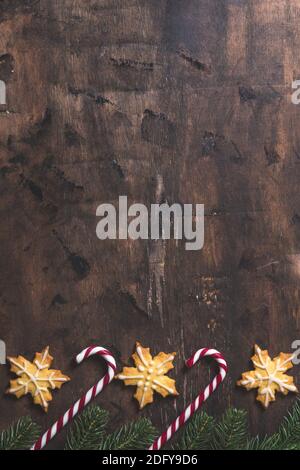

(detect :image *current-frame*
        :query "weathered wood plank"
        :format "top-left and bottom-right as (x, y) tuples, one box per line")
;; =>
(0, 0), (300, 448)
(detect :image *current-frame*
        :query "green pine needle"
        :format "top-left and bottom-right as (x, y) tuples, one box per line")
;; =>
(246, 434), (274, 450)
(0, 416), (40, 450)
(4, 400), (300, 450)
(173, 412), (215, 450)
(266, 400), (300, 450)
(65, 405), (109, 450)
(212, 408), (248, 450)
(99, 418), (157, 450)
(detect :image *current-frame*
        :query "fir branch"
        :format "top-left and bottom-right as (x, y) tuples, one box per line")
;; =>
(266, 400), (300, 450)
(173, 412), (215, 450)
(4, 400), (300, 451)
(65, 405), (109, 450)
(284, 443), (300, 450)
(0, 416), (40, 450)
(246, 435), (274, 450)
(98, 418), (157, 450)
(212, 408), (248, 450)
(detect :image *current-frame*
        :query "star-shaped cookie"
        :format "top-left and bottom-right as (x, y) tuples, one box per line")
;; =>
(237, 344), (298, 408)
(116, 342), (179, 409)
(7, 346), (70, 411)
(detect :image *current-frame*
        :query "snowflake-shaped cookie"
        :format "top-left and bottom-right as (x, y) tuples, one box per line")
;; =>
(7, 346), (70, 411)
(237, 344), (298, 408)
(116, 342), (179, 409)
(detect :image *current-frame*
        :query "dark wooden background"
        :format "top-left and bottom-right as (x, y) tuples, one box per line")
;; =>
(1, 0), (300, 450)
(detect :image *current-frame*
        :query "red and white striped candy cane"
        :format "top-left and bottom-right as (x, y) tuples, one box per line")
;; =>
(149, 347), (227, 450)
(31, 346), (116, 451)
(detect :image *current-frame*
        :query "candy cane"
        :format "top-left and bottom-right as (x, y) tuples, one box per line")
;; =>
(31, 346), (116, 451)
(149, 348), (227, 450)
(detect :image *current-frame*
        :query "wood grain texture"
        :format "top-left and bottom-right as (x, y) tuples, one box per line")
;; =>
(0, 0), (300, 449)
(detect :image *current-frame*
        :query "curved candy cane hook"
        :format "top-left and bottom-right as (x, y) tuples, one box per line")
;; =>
(149, 348), (227, 450)
(31, 346), (116, 450)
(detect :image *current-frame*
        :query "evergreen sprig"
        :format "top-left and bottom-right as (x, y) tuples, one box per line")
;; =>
(175, 400), (300, 450)
(0, 416), (40, 450)
(173, 412), (215, 450)
(246, 435), (274, 450)
(66, 406), (157, 450)
(3, 400), (300, 450)
(65, 406), (109, 450)
(212, 408), (248, 450)
(98, 417), (157, 450)
(267, 400), (300, 450)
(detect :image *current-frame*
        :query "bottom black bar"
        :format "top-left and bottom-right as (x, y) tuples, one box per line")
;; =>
(0, 449), (295, 465)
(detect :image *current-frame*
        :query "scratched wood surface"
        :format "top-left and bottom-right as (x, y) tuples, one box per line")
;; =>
(1, 0), (300, 449)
